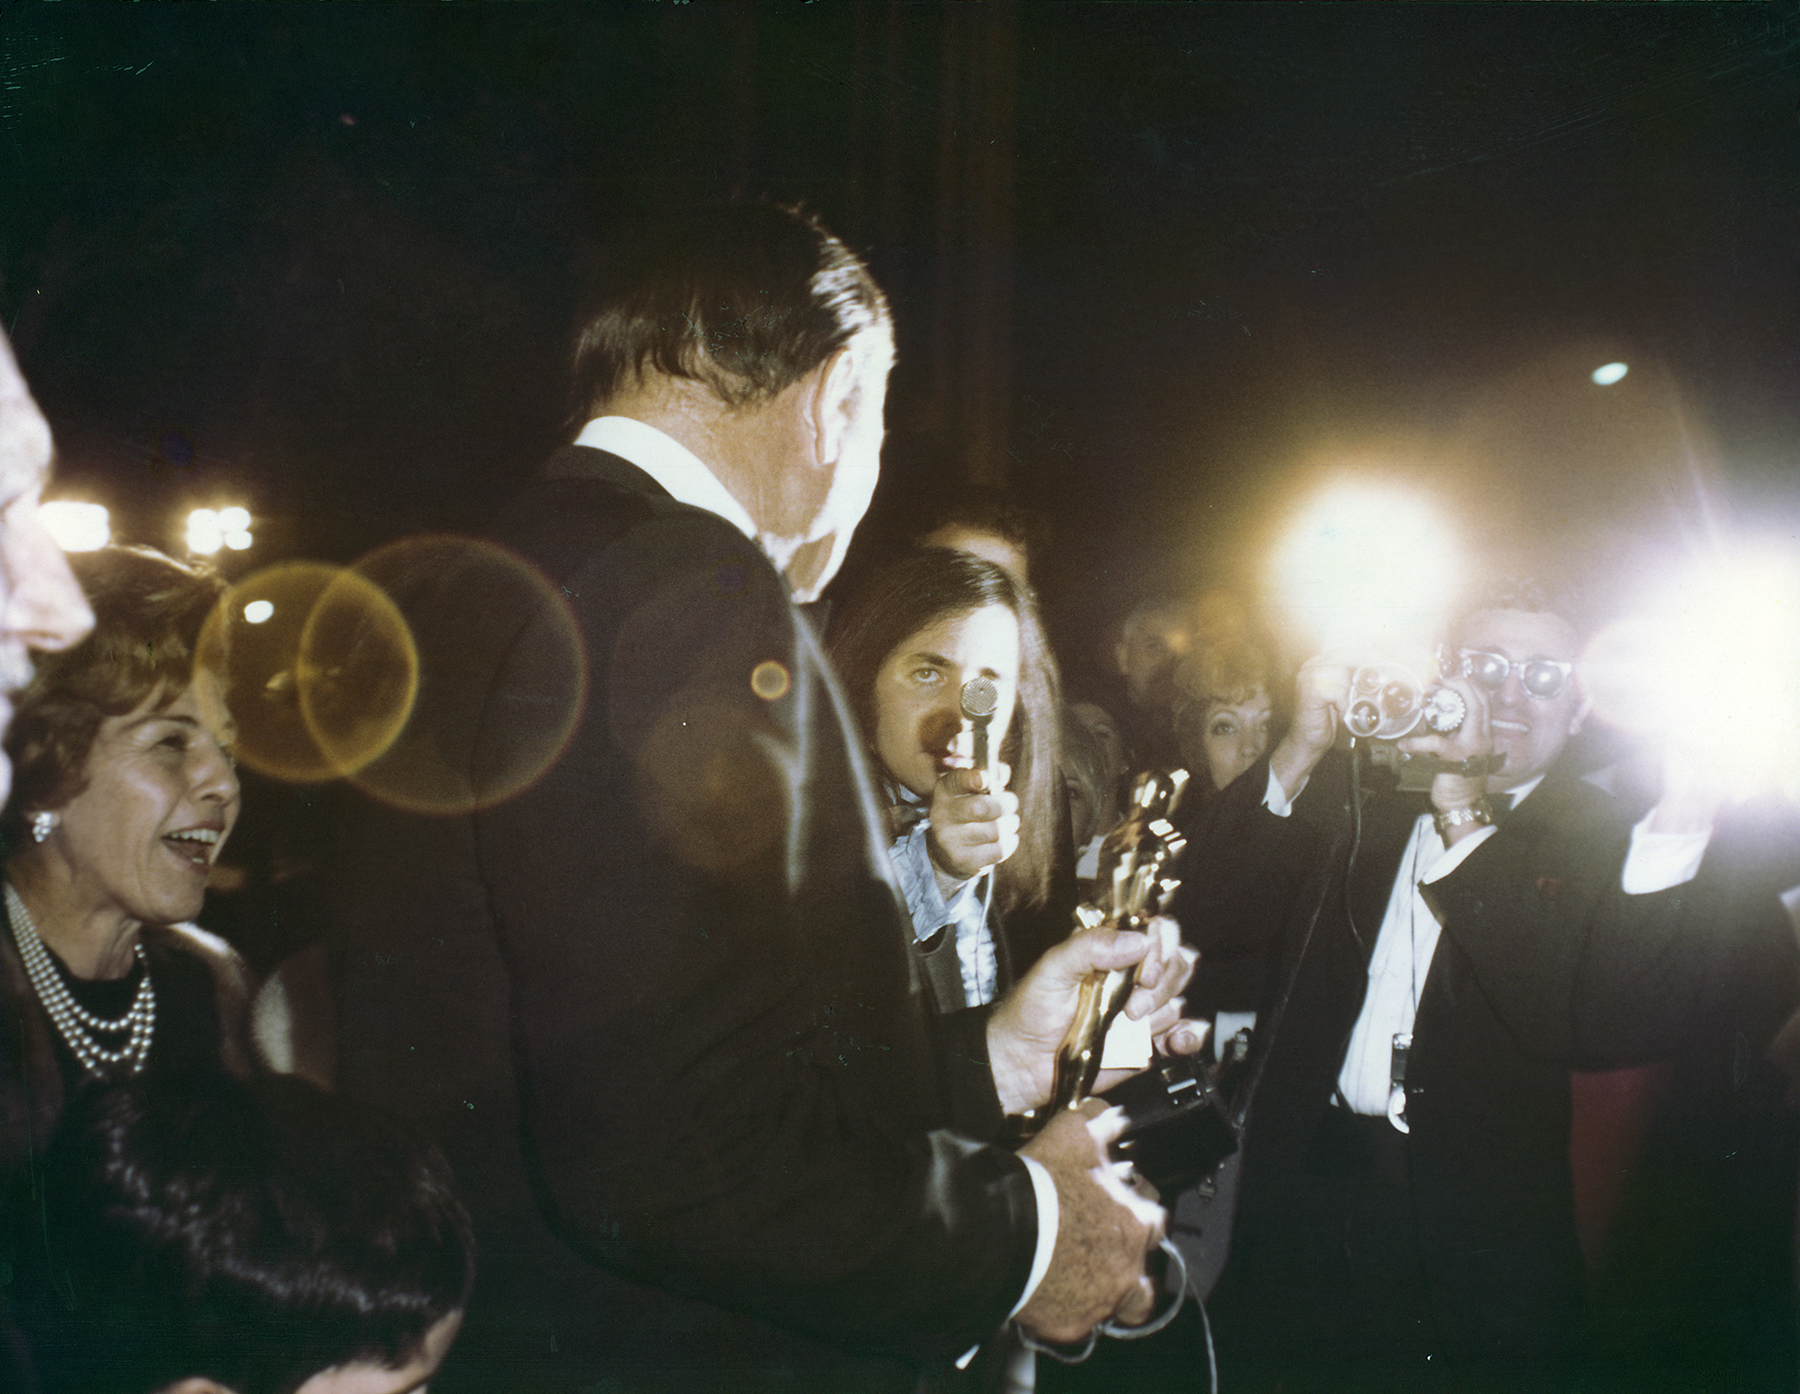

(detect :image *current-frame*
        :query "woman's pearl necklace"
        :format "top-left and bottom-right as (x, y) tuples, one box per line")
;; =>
(5, 884), (155, 1078)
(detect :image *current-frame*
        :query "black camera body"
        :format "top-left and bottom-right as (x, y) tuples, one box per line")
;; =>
(1105, 1056), (1239, 1196)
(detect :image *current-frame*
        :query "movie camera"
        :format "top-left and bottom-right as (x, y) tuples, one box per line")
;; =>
(1342, 649), (1505, 789)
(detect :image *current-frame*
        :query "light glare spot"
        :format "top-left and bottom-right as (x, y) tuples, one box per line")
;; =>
(187, 508), (224, 555)
(751, 660), (791, 701)
(243, 600), (274, 625)
(1585, 544), (1800, 799)
(1591, 362), (1629, 386)
(1270, 481), (1463, 651)
(39, 500), (110, 552)
(218, 506), (251, 530)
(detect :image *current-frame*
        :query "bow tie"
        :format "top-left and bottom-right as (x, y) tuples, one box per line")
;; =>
(885, 785), (930, 841)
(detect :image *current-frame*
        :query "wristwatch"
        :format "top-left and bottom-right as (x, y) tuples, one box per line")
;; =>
(1433, 798), (1493, 846)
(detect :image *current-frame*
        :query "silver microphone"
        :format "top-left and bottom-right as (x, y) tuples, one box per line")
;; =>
(960, 676), (1000, 773)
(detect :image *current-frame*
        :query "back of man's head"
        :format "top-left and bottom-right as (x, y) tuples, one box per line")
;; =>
(570, 201), (890, 421)
(24, 1074), (475, 1394)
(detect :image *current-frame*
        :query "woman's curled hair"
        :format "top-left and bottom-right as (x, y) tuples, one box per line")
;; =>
(4, 545), (225, 838)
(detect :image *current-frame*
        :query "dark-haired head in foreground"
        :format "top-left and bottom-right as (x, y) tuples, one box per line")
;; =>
(22, 1073), (474, 1394)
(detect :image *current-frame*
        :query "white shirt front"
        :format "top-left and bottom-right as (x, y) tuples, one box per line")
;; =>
(1334, 801), (1502, 1114)
(888, 818), (999, 1009)
(1262, 766), (1715, 1117)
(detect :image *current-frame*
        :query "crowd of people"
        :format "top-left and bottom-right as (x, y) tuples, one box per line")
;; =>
(0, 201), (1794, 1394)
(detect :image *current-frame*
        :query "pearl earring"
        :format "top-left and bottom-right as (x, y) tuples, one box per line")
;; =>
(29, 811), (56, 844)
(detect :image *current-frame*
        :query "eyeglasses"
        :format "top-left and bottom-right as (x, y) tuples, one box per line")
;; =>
(1455, 648), (1574, 700)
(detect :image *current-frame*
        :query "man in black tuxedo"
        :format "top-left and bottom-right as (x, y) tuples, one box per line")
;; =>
(1175, 582), (1781, 1393)
(333, 203), (1195, 1394)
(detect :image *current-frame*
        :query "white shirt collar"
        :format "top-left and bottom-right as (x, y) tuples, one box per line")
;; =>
(573, 416), (762, 549)
(1496, 772), (1546, 807)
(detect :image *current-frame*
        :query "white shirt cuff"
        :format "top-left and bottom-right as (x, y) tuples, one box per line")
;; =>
(1622, 820), (1712, 894)
(1264, 765), (1305, 817)
(1010, 1154), (1060, 1318)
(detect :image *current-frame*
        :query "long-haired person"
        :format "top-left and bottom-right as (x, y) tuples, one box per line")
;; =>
(826, 547), (1060, 1011)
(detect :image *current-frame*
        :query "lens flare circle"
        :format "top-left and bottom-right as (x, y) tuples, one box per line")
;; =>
(301, 568), (420, 780)
(197, 562), (418, 784)
(342, 535), (589, 815)
(751, 660), (791, 702)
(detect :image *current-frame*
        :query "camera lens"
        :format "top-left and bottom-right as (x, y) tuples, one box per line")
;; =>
(1346, 699), (1382, 738)
(1380, 681), (1418, 720)
(1422, 687), (1467, 734)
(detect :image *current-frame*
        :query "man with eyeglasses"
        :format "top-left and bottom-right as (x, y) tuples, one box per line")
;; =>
(1156, 579), (1784, 1394)
(1448, 605), (1584, 802)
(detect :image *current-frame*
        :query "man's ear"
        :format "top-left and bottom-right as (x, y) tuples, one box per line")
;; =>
(805, 345), (861, 467)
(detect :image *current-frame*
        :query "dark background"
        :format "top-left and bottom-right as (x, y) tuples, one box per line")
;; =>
(3, 1), (1797, 681)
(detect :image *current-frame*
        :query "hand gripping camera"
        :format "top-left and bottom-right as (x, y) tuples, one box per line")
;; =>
(1342, 654), (1466, 742)
(1341, 652), (1495, 790)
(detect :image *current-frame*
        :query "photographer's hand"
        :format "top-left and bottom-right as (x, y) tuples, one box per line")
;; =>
(926, 762), (1020, 893)
(1269, 653), (1349, 801)
(1399, 677), (1494, 842)
(1644, 746), (1726, 835)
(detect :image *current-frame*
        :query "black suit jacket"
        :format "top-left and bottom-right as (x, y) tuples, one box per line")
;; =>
(1175, 750), (1741, 1365)
(333, 447), (1036, 1394)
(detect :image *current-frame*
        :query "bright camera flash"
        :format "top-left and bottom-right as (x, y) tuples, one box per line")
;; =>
(1591, 362), (1629, 386)
(185, 505), (253, 556)
(39, 500), (110, 552)
(1586, 544), (1800, 799)
(186, 508), (223, 555)
(1270, 481), (1464, 652)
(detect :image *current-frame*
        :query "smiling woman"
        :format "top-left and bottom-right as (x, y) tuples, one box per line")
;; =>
(0, 546), (259, 1200)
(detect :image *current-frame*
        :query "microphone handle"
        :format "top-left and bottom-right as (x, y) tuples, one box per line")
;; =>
(972, 716), (991, 774)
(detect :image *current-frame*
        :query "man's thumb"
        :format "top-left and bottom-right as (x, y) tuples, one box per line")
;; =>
(940, 764), (987, 796)
(1051, 926), (1149, 982)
